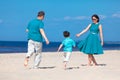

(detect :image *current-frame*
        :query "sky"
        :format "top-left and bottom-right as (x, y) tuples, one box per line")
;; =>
(0, 0), (120, 42)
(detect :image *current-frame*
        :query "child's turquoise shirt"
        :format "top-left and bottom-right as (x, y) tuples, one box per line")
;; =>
(62, 37), (76, 52)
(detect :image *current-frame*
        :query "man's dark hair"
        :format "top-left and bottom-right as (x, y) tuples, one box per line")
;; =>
(63, 31), (70, 37)
(37, 11), (45, 17)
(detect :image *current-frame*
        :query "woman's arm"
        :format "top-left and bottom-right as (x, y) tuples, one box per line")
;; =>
(99, 24), (104, 46)
(26, 29), (29, 32)
(76, 24), (91, 37)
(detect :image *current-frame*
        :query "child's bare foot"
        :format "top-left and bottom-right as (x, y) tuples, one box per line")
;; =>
(63, 62), (67, 70)
(24, 58), (29, 67)
(64, 64), (66, 70)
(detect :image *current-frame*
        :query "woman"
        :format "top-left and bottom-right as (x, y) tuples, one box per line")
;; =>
(76, 14), (104, 66)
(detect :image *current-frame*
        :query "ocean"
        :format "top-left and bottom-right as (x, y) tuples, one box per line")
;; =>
(0, 41), (120, 53)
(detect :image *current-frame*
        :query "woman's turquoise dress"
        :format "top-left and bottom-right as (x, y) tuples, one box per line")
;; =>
(78, 23), (103, 55)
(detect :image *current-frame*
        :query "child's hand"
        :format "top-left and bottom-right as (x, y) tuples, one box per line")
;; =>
(57, 50), (59, 52)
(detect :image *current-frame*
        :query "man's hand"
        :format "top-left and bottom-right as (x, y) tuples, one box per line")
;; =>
(46, 40), (49, 45)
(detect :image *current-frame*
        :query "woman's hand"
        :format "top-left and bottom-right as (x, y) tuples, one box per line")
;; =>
(101, 41), (104, 46)
(76, 34), (80, 37)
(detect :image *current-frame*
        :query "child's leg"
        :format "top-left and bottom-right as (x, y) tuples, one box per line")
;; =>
(63, 61), (68, 69)
(63, 52), (71, 69)
(24, 40), (34, 67)
(34, 42), (42, 68)
(64, 53), (66, 58)
(64, 52), (71, 61)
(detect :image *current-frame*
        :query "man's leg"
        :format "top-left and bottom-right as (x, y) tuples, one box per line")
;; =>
(33, 42), (42, 68)
(24, 40), (34, 66)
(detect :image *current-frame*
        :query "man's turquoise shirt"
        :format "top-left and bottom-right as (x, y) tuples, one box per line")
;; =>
(27, 19), (44, 42)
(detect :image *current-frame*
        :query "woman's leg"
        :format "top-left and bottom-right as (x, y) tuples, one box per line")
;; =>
(91, 55), (98, 66)
(88, 54), (92, 66)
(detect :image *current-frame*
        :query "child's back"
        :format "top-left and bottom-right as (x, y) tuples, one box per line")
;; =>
(62, 37), (75, 52)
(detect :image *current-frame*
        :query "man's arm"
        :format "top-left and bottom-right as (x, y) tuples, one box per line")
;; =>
(40, 29), (49, 44)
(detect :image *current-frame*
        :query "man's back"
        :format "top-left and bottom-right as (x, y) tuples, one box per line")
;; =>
(27, 19), (44, 42)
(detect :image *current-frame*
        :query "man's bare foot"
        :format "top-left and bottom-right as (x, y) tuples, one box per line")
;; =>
(24, 58), (29, 67)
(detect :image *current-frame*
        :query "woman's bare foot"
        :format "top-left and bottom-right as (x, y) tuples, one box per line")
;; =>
(87, 63), (93, 66)
(93, 63), (98, 66)
(24, 58), (29, 67)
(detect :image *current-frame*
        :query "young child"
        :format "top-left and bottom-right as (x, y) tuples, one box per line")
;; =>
(58, 31), (76, 69)
(24, 11), (49, 69)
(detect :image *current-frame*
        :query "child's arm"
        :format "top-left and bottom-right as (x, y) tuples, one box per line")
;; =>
(57, 44), (63, 52)
(76, 24), (91, 37)
(40, 29), (49, 44)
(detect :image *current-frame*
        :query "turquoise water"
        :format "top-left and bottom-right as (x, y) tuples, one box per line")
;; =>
(0, 41), (120, 53)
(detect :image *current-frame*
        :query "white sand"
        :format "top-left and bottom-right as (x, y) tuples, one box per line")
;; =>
(0, 50), (120, 80)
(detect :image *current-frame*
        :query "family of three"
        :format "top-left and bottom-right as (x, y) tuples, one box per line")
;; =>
(24, 11), (104, 69)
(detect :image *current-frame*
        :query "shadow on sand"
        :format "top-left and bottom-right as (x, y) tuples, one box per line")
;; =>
(38, 66), (56, 69)
(65, 67), (80, 70)
(29, 66), (56, 69)
(81, 64), (107, 66)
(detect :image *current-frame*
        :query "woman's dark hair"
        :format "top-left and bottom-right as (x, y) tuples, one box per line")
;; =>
(63, 31), (70, 37)
(92, 14), (100, 22)
(37, 11), (45, 17)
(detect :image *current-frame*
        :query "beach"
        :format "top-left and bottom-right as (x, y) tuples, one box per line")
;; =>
(0, 50), (120, 80)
